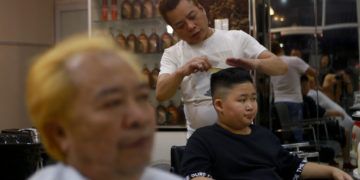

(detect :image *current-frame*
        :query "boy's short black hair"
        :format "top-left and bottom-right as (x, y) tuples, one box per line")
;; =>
(210, 67), (253, 98)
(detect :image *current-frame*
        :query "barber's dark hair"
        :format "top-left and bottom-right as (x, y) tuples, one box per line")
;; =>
(158, 0), (201, 25)
(271, 41), (282, 55)
(210, 67), (253, 98)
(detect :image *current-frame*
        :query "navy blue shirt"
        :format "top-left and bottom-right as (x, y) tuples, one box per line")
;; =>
(181, 124), (304, 180)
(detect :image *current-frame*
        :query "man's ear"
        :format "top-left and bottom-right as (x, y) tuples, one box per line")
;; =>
(213, 98), (223, 113)
(44, 122), (70, 155)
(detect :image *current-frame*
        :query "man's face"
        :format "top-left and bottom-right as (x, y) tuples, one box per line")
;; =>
(166, 0), (209, 44)
(217, 82), (258, 131)
(63, 53), (156, 177)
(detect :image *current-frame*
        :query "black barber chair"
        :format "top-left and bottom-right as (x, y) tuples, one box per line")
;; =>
(170, 145), (186, 176)
(0, 128), (42, 180)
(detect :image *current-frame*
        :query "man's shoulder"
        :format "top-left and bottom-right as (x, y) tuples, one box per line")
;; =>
(216, 29), (248, 38)
(28, 163), (86, 180)
(142, 167), (182, 180)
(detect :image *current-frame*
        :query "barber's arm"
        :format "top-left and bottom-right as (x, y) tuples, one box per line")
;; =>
(301, 162), (353, 180)
(305, 67), (317, 78)
(156, 56), (211, 101)
(226, 50), (288, 76)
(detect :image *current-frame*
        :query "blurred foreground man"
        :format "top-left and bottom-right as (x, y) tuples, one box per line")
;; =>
(26, 35), (181, 180)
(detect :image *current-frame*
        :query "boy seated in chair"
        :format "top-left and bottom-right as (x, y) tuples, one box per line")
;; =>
(181, 67), (352, 180)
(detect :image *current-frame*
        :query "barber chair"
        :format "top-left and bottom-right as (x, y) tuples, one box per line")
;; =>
(273, 103), (322, 161)
(170, 145), (186, 176)
(0, 128), (42, 180)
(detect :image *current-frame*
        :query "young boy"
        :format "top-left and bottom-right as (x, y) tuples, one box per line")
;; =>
(181, 67), (352, 180)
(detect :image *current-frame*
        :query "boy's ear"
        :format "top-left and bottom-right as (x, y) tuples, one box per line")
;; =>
(213, 98), (223, 113)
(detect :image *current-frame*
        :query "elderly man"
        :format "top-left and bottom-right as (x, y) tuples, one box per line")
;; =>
(26, 35), (181, 180)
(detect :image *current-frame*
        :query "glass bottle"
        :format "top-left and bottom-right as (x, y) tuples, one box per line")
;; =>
(143, 0), (154, 18)
(133, 0), (142, 19)
(148, 28), (160, 53)
(156, 103), (168, 125)
(101, 0), (109, 21)
(116, 30), (127, 50)
(142, 64), (152, 87)
(167, 101), (180, 125)
(154, 0), (160, 17)
(150, 64), (160, 89)
(127, 30), (137, 53)
(137, 29), (149, 53)
(160, 32), (173, 51)
(121, 0), (132, 19)
(111, 0), (118, 21)
(172, 32), (180, 43)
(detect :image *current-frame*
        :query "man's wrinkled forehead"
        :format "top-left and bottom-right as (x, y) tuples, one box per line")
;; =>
(66, 51), (119, 70)
(64, 52), (124, 82)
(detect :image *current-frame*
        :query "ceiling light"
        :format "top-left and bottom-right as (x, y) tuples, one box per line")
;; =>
(269, 7), (274, 16)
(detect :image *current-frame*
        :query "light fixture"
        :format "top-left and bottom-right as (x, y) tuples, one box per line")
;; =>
(269, 7), (274, 16)
(166, 25), (173, 34)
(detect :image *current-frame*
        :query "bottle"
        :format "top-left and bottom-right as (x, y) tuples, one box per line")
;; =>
(127, 30), (137, 53)
(172, 32), (180, 43)
(111, 0), (118, 21)
(160, 32), (173, 51)
(133, 0), (142, 19)
(143, 0), (154, 18)
(101, 0), (109, 21)
(137, 29), (149, 53)
(121, 0), (132, 19)
(148, 28), (160, 53)
(154, 0), (160, 17)
(156, 104), (168, 125)
(150, 64), (160, 89)
(167, 101), (180, 125)
(142, 64), (152, 87)
(116, 31), (127, 50)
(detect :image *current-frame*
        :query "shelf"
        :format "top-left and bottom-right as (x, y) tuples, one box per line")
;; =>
(157, 126), (187, 132)
(90, 0), (184, 131)
(93, 17), (165, 25)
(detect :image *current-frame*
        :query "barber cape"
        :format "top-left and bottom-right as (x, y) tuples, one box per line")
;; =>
(28, 163), (182, 180)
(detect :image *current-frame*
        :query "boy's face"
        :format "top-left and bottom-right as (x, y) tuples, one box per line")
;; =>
(214, 82), (258, 132)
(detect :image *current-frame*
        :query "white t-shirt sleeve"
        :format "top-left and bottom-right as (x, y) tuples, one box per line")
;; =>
(159, 45), (180, 75)
(293, 57), (310, 73)
(231, 30), (267, 59)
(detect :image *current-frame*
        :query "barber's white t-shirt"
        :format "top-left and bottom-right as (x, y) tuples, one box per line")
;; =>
(160, 29), (266, 137)
(271, 55), (309, 103)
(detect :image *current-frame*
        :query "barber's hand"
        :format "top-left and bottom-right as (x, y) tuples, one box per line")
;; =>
(226, 57), (260, 70)
(178, 56), (212, 76)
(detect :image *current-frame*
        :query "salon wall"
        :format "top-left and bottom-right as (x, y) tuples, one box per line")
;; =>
(0, 0), (54, 129)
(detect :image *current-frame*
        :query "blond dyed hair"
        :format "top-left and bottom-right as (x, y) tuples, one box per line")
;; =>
(26, 34), (144, 161)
